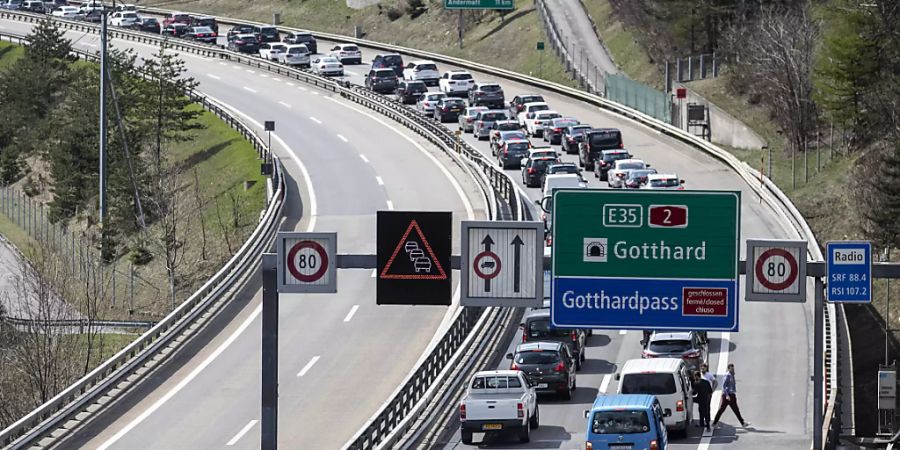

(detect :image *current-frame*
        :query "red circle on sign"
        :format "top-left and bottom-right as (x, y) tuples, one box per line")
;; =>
(473, 251), (501, 280)
(755, 248), (798, 291)
(287, 240), (329, 283)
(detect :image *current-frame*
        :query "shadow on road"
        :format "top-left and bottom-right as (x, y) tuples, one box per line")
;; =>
(584, 333), (611, 348)
(578, 358), (616, 375)
(471, 425), (571, 448)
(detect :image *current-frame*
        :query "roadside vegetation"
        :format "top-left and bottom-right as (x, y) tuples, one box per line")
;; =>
(0, 19), (264, 428)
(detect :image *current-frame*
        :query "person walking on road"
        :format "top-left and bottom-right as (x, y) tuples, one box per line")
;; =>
(692, 371), (713, 430)
(713, 363), (748, 428)
(701, 363), (717, 390)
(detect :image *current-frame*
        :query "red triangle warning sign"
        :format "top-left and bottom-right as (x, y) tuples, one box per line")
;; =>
(380, 220), (448, 280)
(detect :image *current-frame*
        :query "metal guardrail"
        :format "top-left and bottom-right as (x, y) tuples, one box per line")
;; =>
(0, 32), (287, 449)
(1, 317), (156, 329)
(0, 8), (842, 448)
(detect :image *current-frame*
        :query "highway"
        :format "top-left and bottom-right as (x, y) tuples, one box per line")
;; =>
(1, 16), (813, 450)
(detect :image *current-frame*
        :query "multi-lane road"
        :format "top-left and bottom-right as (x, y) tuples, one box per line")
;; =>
(0, 15), (813, 450)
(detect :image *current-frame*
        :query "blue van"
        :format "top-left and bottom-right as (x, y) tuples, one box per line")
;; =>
(584, 394), (668, 450)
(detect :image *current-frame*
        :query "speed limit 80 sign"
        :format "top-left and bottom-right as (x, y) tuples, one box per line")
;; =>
(276, 232), (337, 293)
(745, 239), (807, 302)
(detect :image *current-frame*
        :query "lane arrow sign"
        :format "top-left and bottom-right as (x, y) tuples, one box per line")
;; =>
(482, 235), (494, 292)
(511, 235), (524, 293)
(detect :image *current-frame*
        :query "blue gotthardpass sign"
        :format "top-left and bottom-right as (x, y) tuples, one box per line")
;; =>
(826, 241), (872, 303)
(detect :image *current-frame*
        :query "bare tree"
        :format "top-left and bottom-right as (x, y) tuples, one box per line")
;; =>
(193, 168), (208, 261)
(147, 161), (188, 309)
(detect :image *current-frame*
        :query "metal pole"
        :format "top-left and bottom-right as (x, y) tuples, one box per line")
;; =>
(887, 249), (892, 365)
(99, 11), (108, 231)
(813, 276), (824, 450)
(791, 140), (796, 189)
(261, 253), (279, 450)
(457, 10), (463, 49)
(767, 146), (772, 181)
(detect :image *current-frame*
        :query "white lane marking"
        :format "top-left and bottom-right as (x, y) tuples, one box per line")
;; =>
(343, 305), (360, 322)
(324, 96), (475, 220)
(375, 176), (384, 185)
(359, 154), (369, 163)
(206, 73), (221, 80)
(287, 82), (295, 86)
(97, 303), (264, 450)
(273, 78), (282, 82)
(226, 420), (258, 446)
(344, 70), (358, 76)
(219, 61), (227, 66)
(371, 269), (377, 277)
(698, 332), (731, 447)
(242, 86), (257, 93)
(260, 74), (269, 78)
(599, 374), (612, 394)
(309, 116), (322, 124)
(337, 134), (348, 142)
(245, 69), (256, 74)
(386, 200), (394, 210)
(231, 65), (242, 69)
(619, 329), (627, 335)
(311, 91), (319, 96)
(298, 86), (308, 91)
(278, 101), (292, 109)
(297, 356), (321, 377)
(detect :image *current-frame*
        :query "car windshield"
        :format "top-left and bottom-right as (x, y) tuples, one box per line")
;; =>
(259, 27), (278, 36)
(570, 128), (590, 136)
(288, 47), (307, 54)
(648, 339), (692, 353)
(507, 143), (530, 153)
(383, 55), (402, 64)
(603, 152), (631, 162)
(195, 18), (214, 26)
(538, 113), (561, 120)
(426, 94), (444, 100)
(173, 14), (190, 21)
(471, 376), (521, 389)
(296, 34), (315, 42)
(193, 26), (212, 33)
(481, 113), (507, 121)
(628, 169), (656, 179)
(531, 151), (556, 159)
(618, 162), (645, 170)
(650, 178), (681, 187)
(467, 108), (487, 116)
(496, 122), (519, 130)
(321, 57), (339, 63)
(532, 158), (556, 169)
(375, 69), (395, 77)
(122, 12), (137, 18)
(549, 165), (578, 174)
(522, 96), (543, 103)
(515, 351), (560, 365)
(342, 45), (359, 51)
(445, 99), (466, 107)
(621, 373), (677, 395)
(417, 63), (438, 71)
(554, 120), (578, 128)
(591, 411), (651, 434)
(501, 131), (526, 140)
(529, 104), (549, 112)
(480, 84), (501, 92)
(590, 131), (622, 149)
(450, 73), (472, 80)
(527, 319), (570, 338)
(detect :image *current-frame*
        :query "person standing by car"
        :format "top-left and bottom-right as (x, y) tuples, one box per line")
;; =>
(712, 363), (748, 428)
(692, 371), (713, 431)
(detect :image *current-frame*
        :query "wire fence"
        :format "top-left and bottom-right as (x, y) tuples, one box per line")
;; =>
(604, 73), (673, 124)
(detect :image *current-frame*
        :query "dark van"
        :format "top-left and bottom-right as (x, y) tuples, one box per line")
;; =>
(372, 53), (405, 77)
(578, 128), (624, 171)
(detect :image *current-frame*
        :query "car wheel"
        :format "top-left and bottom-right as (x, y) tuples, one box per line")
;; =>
(530, 405), (539, 429)
(461, 430), (473, 445)
(519, 421), (531, 443)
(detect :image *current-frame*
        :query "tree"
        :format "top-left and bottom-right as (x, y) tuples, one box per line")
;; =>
(855, 141), (900, 250)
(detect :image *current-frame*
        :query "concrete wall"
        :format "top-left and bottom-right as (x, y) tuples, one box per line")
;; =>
(675, 83), (766, 150)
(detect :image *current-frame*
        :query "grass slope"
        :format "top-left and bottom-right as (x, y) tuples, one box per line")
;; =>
(580, 0), (661, 87)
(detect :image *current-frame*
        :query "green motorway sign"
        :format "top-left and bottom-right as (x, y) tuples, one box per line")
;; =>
(550, 189), (741, 331)
(444, 0), (514, 9)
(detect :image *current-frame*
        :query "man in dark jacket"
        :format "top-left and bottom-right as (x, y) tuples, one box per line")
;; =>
(692, 371), (713, 431)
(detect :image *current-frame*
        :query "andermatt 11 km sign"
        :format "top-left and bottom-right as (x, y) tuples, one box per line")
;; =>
(550, 189), (741, 331)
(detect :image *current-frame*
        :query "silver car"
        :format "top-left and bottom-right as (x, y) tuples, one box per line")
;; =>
(458, 106), (488, 133)
(416, 92), (447, 115)
(473, 110), (511, 141)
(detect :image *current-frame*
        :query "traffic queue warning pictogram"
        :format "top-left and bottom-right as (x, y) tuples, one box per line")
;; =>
(276, 232), (337, 294)
(377, 211), (452, 306)
(461, 221), (543, 308)
(745, 239), (807, 302)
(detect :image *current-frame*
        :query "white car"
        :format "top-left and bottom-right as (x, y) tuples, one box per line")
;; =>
(438, 70), (475, 96)
(516, 102), (551, 127)
(402, 60), (440, 86)
(459, 370), (537, 445)
(642, 173), (686, 190)
(328, 43), (362, 64)
(416, 92), (447, 114)
(258, 43), (287, 61)
(607, 158), (649, 188)
(617, 358), (695, 434)
(51, 5), (78, 17)
(278, 44), (311, 67)
(115, 3), (137, 11)
(525, 110), (561, 137)
(110, 11), (140, 27)
(312, 56), (344, 76)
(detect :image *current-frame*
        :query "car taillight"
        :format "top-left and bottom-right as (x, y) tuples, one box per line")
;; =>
(643, 350), (655, 358)
(459, 404), (466, 421)
(586, 443), (593, 450)
(528, 168), (535, 174)
(545, 235), (552, 246)
(510, 361), (519, 371)
(571, 330), (578, 342)
(534, 120), (541, 124)
(466, 117), (473, 122)
(522, 333), (527, 343)
(619, 142), (624, 148)
(503, 149), (509, 155)
(554, 128), (562, 132)
(650, 440), (658, 450)
(617, 173), (626, 178)
(684, 350), (701, 359)
(517, 403), (525, 418)
(236, 40), (245, 45)
(554, 361), (565, 372)
(600, 161), (608, 167)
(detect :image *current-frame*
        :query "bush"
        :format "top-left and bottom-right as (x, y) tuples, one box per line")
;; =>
(386, 6), (403, 21)
(128, 245), (153, 266)
(406, 0), (426, 19)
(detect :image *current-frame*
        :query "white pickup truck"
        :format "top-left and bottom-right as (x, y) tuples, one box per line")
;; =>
(459, 370), (538, 445)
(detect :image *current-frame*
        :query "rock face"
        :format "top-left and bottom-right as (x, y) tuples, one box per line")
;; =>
(346, 0), (381, 10)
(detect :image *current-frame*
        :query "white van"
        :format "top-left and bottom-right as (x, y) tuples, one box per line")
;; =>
(615, 358), (694, 436)
(541, 173), (586, 198)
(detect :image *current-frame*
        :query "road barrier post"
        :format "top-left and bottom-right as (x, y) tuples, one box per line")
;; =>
(814, 276), (824, 450)
(261, 253), (278, 450)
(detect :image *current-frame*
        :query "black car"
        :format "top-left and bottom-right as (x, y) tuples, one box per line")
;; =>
(191, 16), (218, 34)
(468, 82), (504, 108)
(185, 26), (217, 43)
(497, 140), (531, 169)
(283, 32), (317, 53)
(507, 341), (577, 399)
(592, 149), (633, 180)
(522, 156), (558, 188)
(227, 34), (260, 53)
(365, 68), (399, 94)
(137, 18), (161, 34)
(433, 98), (466, 122)
(508, 94), (546, 116)
(544, 117), (580, 145)
(521, 309), (586, 369)
(252, 25), (280, 43)
(624, 168), (658, 188)
(561, 125), (592, 154)
(372, 53), (405, 77)
(578, 128), (624, 171)
(395, 80), (427, 104)
(162, 23), (189, 37)
(546, 162), (585, 181)
(81, 9), (102, 23)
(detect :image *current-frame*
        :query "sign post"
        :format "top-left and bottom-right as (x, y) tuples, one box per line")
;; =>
(461, 221), (543, 307)
(745, 239), (807, 302)
(537, 41), (544, 78)
(550, 190), (741, 331)
(826, 241), (872, 303)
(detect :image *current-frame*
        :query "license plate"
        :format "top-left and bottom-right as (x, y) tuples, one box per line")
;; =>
(482, 423), (503, 430)
(536, 383), (548, 389)
(609, 445), (632, 450)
